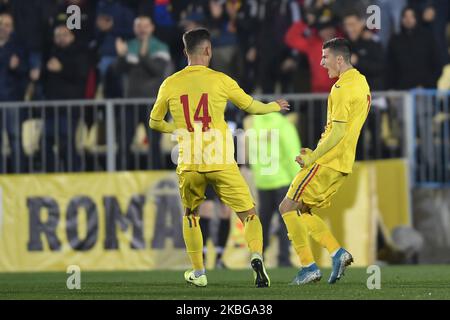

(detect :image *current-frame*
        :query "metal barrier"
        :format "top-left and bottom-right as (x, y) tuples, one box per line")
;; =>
(2, 91), (440, 186)
(0, 98), (156, 173)
(411, 89), (450, 187)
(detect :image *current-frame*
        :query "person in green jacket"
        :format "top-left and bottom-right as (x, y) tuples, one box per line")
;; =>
(248, 112), (301, 267)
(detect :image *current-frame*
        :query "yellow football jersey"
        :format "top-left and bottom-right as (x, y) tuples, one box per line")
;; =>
(316, 68), (371, 173)
(150, 65), (253, 172)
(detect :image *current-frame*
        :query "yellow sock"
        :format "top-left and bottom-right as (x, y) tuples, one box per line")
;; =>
(182, 215), (204, 271)
(282, 211), (315, 266)
(300, 214), (340, 255)
(244, 214), (263, 257)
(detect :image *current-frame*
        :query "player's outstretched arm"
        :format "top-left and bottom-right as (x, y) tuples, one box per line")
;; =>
(150, 80), (174, 133)
(149, 118), (176, 133)
(296, 121), (346, 168)
(244, 99), (290, 115)
(225, 74), (289, 114)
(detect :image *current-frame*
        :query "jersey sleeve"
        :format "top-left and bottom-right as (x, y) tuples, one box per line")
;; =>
(222, 74), (253, 110)
(150, 79), (169, 121)
(331, 88), (351, 123)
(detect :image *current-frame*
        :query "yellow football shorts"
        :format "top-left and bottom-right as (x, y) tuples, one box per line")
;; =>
(176, 165), (255, 212)
(286, 163), (347, 208)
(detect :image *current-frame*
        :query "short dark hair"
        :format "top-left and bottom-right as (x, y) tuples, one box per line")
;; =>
(323, 37), (352, 63)
(182, 28), (211, 54)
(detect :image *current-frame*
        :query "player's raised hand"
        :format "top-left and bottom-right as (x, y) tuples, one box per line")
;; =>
(275, 99), (290, 111)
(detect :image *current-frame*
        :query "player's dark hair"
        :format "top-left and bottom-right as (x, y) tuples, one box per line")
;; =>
(183, 28), (211, 55)
(323, 37), (352, 63)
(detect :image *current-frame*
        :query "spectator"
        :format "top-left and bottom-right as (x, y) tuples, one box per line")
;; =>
(285, 19), (337, 93)
(137, 0), (186, 72)
(386, 7), (441, 90)
(50, 0), (98, 99)
(255, 0), (302, 94)
(373, 0), (408, 49)
(0, 13), (27, 102)
(52, 0), (96, 50)
(342, 12), (385, 90)
(113, 16), (171, 170)
(206, 0), (239, 77)
(95, 0), (135, 93)
(114, 16), (171, 98)
(409, 0), (450, 68)
(0, 12), (27, 173)
(41, 25), (89, 172)
(233, 0), (301, 94)
(44, 25), (89, 99)
(10, 0), (55, 89)
(233, 0), (259, 93)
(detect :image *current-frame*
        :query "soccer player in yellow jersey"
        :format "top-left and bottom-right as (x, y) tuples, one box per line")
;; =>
(149, 28), (289, 287)
(278, 38), (371, 284)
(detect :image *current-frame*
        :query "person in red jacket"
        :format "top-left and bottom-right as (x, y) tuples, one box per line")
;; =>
(285, 20), (337, 93)
(285, 19), (339, 147)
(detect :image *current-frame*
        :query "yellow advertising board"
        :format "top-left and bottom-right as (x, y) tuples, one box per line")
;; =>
(0, 159), (410, 272)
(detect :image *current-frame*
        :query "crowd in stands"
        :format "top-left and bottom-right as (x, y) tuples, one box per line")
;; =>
(0, 0), (449, 173)
(0, 0), (449, 103)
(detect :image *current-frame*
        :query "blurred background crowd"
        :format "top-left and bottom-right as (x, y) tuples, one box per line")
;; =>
(0, 0), (449, 175)
(0, 0), (449, 104)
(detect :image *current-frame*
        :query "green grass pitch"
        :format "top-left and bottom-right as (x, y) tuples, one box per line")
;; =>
(0, 266), (449, 300)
